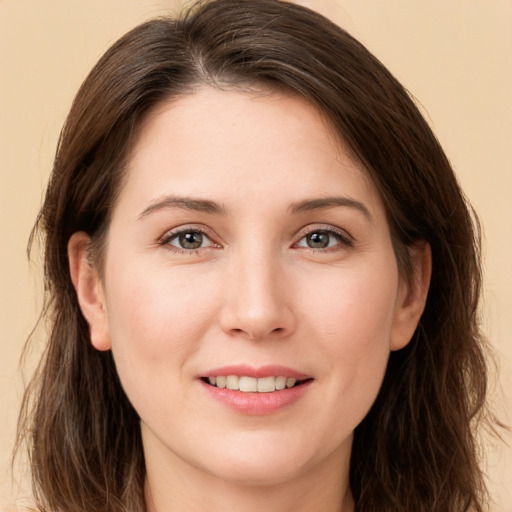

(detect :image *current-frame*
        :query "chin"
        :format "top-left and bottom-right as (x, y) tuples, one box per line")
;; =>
(207, 457), (307, 487)
(196, 434), (325, 487)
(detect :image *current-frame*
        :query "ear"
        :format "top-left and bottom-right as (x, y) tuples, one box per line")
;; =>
(390, 242), (432, 351)
(68, 232), (111, 351)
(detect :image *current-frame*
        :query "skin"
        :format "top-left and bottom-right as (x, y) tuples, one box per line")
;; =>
(69, 86), (430, 512)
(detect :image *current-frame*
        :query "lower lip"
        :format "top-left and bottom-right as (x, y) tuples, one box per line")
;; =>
(200, 380), (313, 415)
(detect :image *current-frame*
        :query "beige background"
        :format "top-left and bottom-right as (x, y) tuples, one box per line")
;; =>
(1, 0), (511, 510)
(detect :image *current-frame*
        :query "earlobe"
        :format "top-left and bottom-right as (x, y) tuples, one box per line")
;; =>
(68, 232), (111, 351)
(391, 242), (432, 351)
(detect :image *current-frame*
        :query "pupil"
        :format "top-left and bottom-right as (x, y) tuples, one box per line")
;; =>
(179, 231), (203, 249)
(307, 231), (329, 248)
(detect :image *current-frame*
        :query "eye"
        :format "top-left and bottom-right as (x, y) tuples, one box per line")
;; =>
(164, 229), (215, 251)
(295, 228), (352, 250)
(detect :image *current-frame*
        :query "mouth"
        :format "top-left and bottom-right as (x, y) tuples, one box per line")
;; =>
(200, 375), (313, 393)
(199, 366), (314, 414)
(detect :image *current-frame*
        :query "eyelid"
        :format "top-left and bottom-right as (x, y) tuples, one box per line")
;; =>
(293, 224), (354, 249)
(159, 224), (221, 251)
(157, 223), (354, 254)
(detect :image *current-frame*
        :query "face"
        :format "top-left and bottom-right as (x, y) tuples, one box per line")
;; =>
(72, 86), (425, 490)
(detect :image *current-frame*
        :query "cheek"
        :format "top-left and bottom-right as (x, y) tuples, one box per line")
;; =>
(302, 263), (398, 402)
(107, 253), (217, 333)
(102, 257), (221, 390)
(306, 261), (397, 336)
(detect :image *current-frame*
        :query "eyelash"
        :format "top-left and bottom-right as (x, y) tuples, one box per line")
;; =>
(294, 226), (354, 252)
(159, 225), (220, 255)
(159, 225), (354, 255)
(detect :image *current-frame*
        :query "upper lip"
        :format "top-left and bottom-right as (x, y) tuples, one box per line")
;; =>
(200, 364), (311, 379)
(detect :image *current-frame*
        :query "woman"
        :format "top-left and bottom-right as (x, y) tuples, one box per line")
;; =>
(16, 0), (490, 510)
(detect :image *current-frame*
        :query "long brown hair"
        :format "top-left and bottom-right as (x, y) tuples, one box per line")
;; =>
(16, 1), (489, 510)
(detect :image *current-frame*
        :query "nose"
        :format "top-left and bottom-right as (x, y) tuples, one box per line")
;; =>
(219, 249), (296, 341)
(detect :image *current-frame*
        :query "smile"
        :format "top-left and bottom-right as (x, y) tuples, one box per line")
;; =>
(202, 375), (309, 392)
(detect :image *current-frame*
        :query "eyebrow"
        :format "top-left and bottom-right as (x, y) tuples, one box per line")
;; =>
(138, 195), (226, 220)
(289, 196), (372, 221)
(137, 194), (372, 221)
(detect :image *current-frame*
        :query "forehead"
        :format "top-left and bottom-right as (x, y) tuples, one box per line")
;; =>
(117, 85), (384, 221)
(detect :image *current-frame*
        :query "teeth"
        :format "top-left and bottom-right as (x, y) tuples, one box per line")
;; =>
(226, 375), (239, 390)
(205, 375), (304, 393)
(275, 376), (286, 390)
(239, 376), (257, 392)
(257, 376), (276, 392)
(286, 377), (296, 388)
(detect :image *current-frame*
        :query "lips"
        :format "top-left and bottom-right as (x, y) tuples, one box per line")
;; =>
(201, 364), (310, 379)
(199, 365), (313, 415)
(203, 375), (304, 392)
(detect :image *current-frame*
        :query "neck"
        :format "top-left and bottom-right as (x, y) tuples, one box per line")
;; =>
(143, 436), (355, 512)
(145, 475), (354, 512)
